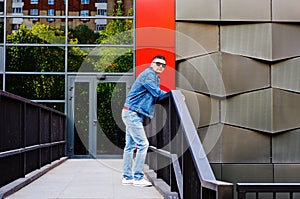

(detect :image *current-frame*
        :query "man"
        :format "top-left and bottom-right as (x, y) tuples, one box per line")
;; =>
(121, 55), (167, 187)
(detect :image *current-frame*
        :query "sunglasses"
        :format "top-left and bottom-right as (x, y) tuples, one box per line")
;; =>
(153, 62), (166, 68)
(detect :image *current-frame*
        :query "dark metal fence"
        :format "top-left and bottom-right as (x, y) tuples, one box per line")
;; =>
(237, 183), (300, 199)
(0, 90), (66, 188)
(145, 90), (233, 199)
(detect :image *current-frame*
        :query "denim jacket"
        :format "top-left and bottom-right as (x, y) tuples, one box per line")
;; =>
(124, 66), (167, 118)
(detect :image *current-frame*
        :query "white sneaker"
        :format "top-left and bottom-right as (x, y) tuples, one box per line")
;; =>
(133, 179), (152, 187)
(122, 178), (133, 185)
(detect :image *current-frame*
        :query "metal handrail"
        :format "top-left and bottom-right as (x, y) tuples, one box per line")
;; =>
(146, 90), (233, 199)
(237, 183), (300, 199)
(0, 90), (66, 190)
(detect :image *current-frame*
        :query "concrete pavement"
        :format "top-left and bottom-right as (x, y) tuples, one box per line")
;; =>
(4, 159), (163, 199)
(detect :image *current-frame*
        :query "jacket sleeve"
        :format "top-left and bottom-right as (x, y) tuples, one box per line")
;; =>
(143, 73), (167, 98)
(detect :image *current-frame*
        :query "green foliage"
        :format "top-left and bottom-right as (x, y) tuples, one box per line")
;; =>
(94, 4), (133, 73)
(5, 23), (87, 99)
(0, 23), (3, 43)
(69, 24), (99, 44)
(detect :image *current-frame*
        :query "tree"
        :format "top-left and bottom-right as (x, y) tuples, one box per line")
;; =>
(69, 24), (99, 44)
(6, 23), (87, 100)
(94, 2), (133, 73)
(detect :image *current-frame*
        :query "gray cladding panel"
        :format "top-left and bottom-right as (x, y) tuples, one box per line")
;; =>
(176, 0), (219, 21)
(272, 57), (300, 93)
(176, 22), (219, 60)
(273, 0), (300, 21)
(221, 0), (271, 21)
(222, 53), (270, 95)
(222, 164), (273, 183)
(221, 89), (272, 132)
(274, 164), (300, 182)
(272, 129), (300, 163)
(177, 53), (224, 96)
(198, 124), (223, 163)
(272, 24), (300, 60)
(273, 89), (300, 132)
(181, 90), (219, 128)
(221, 23), (272, 60)
(221, 125), (270, 163)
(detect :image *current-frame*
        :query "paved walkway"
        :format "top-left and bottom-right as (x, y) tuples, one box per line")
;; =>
(4, 159), (163, 199)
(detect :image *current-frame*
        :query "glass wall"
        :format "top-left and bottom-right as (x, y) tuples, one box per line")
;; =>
(1, 0), (134, 112)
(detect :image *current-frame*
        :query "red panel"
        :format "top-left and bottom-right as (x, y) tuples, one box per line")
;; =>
(136, 0), (175, 91)
(136, 48), (175, 91)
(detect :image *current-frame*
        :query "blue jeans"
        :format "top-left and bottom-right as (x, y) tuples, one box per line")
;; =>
(122, 109), (149, 180)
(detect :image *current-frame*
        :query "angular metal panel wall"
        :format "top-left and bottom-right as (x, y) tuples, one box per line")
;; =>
(221, 23), (272, 60)
(176, 0), (219, 21)
(272, 0), (300, 21)
(272, 57), (300, 93)
(221, 89), (273, 132)
(176, 22), (219, 60)
(221, 53), (270, 95)
(176, 0), (300, 185)
(273, 129), (300, 163)
(180, 89), (219, 128)
(221, 0), (271, 21)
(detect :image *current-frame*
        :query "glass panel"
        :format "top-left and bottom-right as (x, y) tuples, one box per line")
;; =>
(67, 18), (133, 44)
(96, 82), (126, 155)
(68, 0), (133, 17)
(6, 19), (66, 43)
(67, 46), (133, 72)
(5, 74), (65, 100)
(0, 74), (2, 90)
(6, 46), (65, 72)
(0, 1), (3, 14)
(6, 0), (65, 16)
(0, 20), (3, 43)
(74, 82), (89, 155)
(41, 103), (64, 112)
(0, 46), (3, 72)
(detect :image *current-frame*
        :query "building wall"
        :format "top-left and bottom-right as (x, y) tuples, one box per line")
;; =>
(176, 0), (300, 185)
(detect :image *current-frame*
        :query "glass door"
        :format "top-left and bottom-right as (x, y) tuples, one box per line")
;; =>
(67, 75), (132, 158)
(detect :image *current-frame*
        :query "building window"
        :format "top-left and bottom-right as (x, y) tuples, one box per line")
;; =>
(30, 0), (38, 4)
(98, 0), (107, 2)
(96, 24), (106, 31)
(48, 9), (54, 21)
(97, 9), (106, 16)
(81, 0), (89, 4)
(80, 10), (89, 21)
(12, 7), (23, 14)
(48, 0), (54, 5)
(30, 9), (38, 21)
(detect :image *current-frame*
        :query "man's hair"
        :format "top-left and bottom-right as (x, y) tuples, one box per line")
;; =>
(152, 55), (166, 61)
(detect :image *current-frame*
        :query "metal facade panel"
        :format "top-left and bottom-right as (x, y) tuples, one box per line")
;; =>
(210, 164), (222, 179)
(221, 125), (270, 163)
(274, 164), (300, 182)
(177, 53), (225, 97)
(273, 0), (300, 21)
(272, 57), (300, 93)
(181, 90), (219, 128)
(221, 23), (272, 61)
(222, 164), (273, 183)
(273, 89), (300, 132)
(272, 24), (300, 60)
(221, 89), (272, 132)
(198, 124), (223, 163)
(176, 0), (219, 21)
(273, 129), (300, 163)
(221, 0), (271, 21)
(176, 22), (219, 60)
(222, 53), (270, 96)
